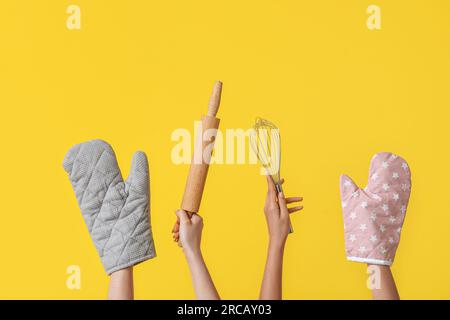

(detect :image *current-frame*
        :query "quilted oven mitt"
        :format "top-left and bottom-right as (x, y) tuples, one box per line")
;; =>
(340, 152), (411, 266)
(63, 140), (156, 274)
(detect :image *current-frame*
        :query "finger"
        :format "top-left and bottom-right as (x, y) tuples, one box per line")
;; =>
(191, 213), (202, 224)
(172, 221), (180, 233)
(285, 197), (303, 203)
(288, 206), (304, 213)
(278, 192), (289, 218)
(176, 209), (190, 224)
(279, 178), (285, 185)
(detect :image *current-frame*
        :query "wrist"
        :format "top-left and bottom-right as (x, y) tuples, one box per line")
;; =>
(183, 246), (202, 260)
(268, 238), (286, 251)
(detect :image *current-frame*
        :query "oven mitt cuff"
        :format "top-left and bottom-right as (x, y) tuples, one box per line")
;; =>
(63, 139), (156, 275)
(340, 152), (411, 266)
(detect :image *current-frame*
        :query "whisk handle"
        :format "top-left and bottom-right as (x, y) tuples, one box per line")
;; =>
(275, 184), (283, 193)
(276, 183), (294, 234)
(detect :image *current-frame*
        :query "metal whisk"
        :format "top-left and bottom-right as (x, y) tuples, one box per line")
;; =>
(250, 117), (293, 233)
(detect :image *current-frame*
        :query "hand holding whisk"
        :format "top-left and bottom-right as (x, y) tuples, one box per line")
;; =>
(250, 117), (296, 233)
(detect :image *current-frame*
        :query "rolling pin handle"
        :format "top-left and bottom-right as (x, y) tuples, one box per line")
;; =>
(207, 81), (222, 117)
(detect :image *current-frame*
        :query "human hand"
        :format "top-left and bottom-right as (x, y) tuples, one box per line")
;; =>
(173, 209), (203, 255)
(264, 176), (303, 246)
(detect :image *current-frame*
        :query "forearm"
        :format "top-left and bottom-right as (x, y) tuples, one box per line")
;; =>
(260, 240), (285, 300)
(185, 250), (220, 300)
(369, 265), (399, 300)
(108, 267), (134, 300)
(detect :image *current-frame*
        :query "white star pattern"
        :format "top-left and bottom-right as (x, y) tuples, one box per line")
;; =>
(341, 153), (411, 261)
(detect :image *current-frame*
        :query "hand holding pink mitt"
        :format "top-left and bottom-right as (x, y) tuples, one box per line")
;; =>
(340, 152), (411, 266)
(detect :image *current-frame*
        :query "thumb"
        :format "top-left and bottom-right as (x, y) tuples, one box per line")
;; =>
(340, 174), (359, 201)
(278, 191), (289, 218)
(266, 175), (277, 197)
(126, 151), (149, 194)
(62, 143), (81, 174)
(176, 209), (190, 224)
(190, 213), (203, 224)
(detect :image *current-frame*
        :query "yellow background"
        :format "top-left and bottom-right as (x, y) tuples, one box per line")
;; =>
(0, 0), (449, 299)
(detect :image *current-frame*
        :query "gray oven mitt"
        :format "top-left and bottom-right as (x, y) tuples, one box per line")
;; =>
(63, 139), (156, 274)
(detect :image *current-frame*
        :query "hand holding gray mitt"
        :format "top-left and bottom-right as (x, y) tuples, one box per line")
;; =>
(63, 140), (156, 274)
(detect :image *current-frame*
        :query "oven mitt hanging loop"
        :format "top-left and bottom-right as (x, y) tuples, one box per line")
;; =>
(340, 152), (411, 266)
(63, 140), (156, 274)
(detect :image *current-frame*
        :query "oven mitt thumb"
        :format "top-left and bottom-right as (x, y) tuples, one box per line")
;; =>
(63, 139), (156, 274)
(340, 152), (411, 266)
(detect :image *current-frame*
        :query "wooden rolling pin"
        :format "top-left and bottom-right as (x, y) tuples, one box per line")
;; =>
(181, 81), (222, 214)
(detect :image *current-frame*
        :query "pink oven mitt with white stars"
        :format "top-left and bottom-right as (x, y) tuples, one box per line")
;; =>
(340, 152), (411, 266)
